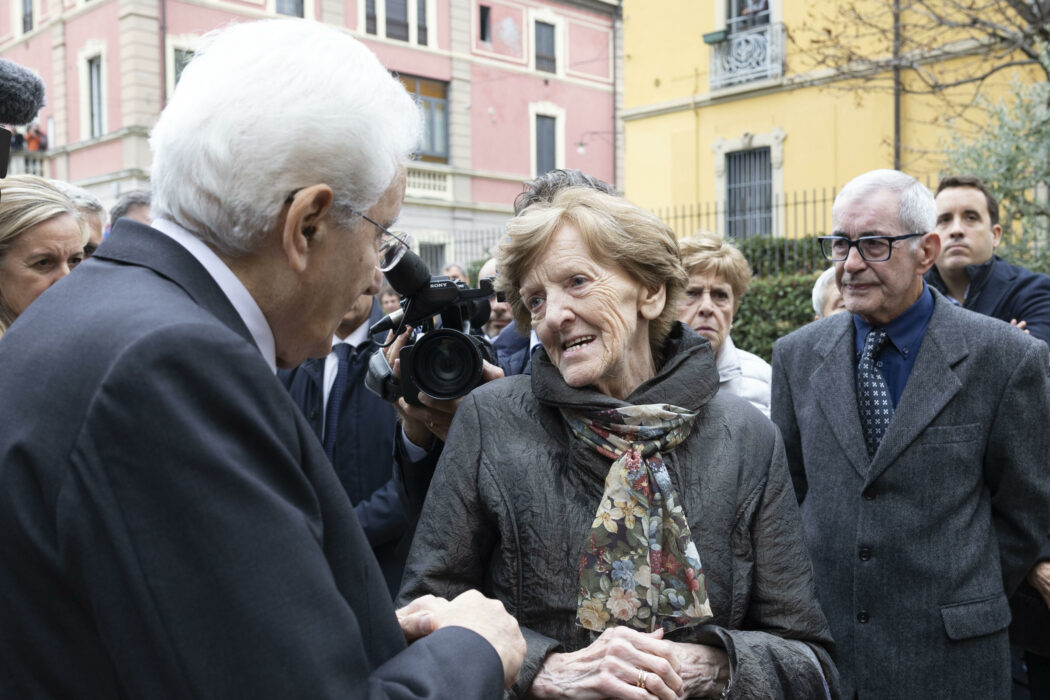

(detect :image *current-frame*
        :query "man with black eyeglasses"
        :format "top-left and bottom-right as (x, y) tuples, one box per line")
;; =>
(770, 169), (1050, 699)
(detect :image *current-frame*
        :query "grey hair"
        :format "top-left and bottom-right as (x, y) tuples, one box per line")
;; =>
(109, 190), (151, 228)
(833, 169), (936, 248)
(811, 267), (837, 318)
(49, 180), (104, 215)
(149, 19), (422, 257)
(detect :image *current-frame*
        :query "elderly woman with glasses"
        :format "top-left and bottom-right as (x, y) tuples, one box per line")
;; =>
(400, 187), (837, 699)
(676, 231), (771, 417)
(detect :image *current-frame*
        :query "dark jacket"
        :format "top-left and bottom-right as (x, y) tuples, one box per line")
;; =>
(279, 300), (407, 597)
(926, 256), (1050, 657)
(0, 222), (504, 699)
(492, 320), (533, 376)
(401, 324), (838, 698)
(926, 254), (1050, 346)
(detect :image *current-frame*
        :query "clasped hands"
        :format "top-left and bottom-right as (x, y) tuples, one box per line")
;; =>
(397, 590), (526, 689)
(528, 626), (729, 700)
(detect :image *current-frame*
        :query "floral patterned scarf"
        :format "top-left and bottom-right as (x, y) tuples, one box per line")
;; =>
(565, 403), (714, 634)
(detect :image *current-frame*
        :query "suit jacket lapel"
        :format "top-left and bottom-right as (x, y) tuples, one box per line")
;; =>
(810, 315), (872, 478)
(867, 297), (966, 483)
(95, 221), (256, 349)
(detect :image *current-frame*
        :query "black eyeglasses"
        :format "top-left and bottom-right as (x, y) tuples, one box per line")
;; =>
(354, 211), (412, 272)
(818, 233), (923, 262)
(284, 189), (411, 272)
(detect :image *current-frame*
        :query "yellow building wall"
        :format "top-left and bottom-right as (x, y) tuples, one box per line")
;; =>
(622, 0), (1044, 236)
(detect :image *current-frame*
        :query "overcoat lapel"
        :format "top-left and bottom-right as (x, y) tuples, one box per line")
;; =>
(94, 220), (256, 349)
(867, 298), (966, 483)
(809, 315), (872, 478)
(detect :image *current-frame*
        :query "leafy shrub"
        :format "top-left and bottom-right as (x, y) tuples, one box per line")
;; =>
(733, 274), (821, 362)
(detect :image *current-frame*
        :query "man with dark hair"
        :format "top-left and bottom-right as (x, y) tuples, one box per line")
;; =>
(926, 174), (1050, 699)
(926, 174), (1050, 344)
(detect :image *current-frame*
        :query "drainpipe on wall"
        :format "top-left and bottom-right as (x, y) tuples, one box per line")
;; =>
(159, 0), (168, 108)
(892, 0), (901, 170)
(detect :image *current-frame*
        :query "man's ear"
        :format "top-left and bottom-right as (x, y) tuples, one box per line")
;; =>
(282, 184), (334, 273)
(916, 231), (942, 274)
(639, 283), (667, 321)
(991, 223), (1004, 250)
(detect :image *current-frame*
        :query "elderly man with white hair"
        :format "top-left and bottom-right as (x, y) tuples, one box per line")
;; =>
(0, 19), (523, 699)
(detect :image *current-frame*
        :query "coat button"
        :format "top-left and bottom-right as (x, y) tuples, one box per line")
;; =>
(862, 487), (876, 500)
(857, 611), (870, 623)
(859, 547), (872, 561)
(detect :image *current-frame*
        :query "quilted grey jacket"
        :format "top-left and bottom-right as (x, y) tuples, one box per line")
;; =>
(400, 325), (839, 698)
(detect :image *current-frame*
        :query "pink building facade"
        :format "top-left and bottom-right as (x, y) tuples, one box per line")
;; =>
(2, 0), (621, 270)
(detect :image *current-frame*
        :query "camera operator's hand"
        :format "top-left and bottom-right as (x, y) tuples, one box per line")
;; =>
(384, 328), (505, 444)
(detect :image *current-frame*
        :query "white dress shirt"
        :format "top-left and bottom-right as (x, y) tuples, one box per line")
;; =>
(151, 218), (278, 373)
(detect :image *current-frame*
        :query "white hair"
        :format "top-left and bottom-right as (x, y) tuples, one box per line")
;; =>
(833, 169), (936, 246)
(150, 19), (422, 257)
(811, 267), (837, 318)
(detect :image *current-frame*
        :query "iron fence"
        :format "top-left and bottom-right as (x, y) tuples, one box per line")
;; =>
(653, 188), (839, 277)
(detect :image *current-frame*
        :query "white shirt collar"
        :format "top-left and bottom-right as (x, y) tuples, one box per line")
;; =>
(150, 218), (278, 373)
(334, 316), (371, 347)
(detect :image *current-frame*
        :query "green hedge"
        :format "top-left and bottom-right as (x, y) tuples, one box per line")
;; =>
(733, 274), (821, 363)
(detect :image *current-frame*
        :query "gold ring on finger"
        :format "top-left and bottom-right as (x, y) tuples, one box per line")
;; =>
(636, 668), (648, 689)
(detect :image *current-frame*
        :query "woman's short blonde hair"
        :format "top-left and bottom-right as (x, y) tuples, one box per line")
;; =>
(678, 230), (752, 312)
(496, 187), (686, 367)
(0, 174), (84, 335)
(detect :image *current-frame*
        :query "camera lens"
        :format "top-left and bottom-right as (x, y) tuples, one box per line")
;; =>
(409, 328), (484, 401)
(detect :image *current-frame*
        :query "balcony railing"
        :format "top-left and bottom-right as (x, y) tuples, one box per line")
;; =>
(709, 22), (784, 91)
(7, 151), (48, 177)
(405, 163), (453, 201)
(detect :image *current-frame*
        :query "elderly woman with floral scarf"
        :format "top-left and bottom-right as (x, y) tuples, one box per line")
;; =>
(399, 188), (837, 699)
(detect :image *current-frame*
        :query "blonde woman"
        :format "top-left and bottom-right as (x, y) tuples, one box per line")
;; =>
(0, 174), (85, 338)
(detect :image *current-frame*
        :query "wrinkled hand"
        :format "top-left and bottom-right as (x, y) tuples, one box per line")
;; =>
(1010, 319), (1030, 334)
(384, 327), (504, 444)
(528, 627), (683, 700)
(1028, 561), (1050, 609)
(667, 642), (730, 698)
(397, 591), (526, 688)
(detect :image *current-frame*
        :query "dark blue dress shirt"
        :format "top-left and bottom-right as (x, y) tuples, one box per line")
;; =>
(853, 283), (935, 408)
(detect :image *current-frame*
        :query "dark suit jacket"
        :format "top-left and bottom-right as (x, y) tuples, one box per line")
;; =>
(771, 290), (1050, 699)
(927, 257), (1050, 656)
(927, 255), (1050, 346)
(492, 320), (533, 376)
(0, 221), (503, 699)
(279, 300), (407, 597)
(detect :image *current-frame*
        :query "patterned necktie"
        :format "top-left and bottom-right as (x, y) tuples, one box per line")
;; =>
(323, 343), (353, 462)
(857, 328), (892, 457)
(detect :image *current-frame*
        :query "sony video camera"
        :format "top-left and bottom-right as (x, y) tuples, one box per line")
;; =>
(365, 248), (499, 406)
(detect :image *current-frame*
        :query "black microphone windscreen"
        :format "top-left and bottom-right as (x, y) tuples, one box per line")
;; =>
(385, 248), (432, 298)
(0, 59), (46, 126)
